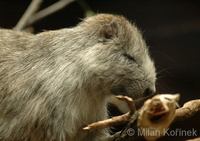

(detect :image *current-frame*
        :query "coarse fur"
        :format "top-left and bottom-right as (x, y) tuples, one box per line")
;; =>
(0, 14), (156, 141)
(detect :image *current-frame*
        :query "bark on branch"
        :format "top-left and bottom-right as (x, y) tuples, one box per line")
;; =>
(174, 99), (200, 122)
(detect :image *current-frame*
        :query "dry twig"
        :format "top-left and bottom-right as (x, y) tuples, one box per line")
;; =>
(28, 0), (74, 26)
(76, 0), (95, 17)
(13, 0), (43, 30)
(13, 0), (96, 31)
(13, 0), (75, 31)
(118, 97), (200, 141)
(83, 95), (200, 141)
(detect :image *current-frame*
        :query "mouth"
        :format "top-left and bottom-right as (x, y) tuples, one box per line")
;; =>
(110, 84), (156, 101)
(110, 85), (157, 110)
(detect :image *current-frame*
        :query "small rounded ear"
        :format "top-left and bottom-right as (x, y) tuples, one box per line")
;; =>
(99, 20), (118, 42)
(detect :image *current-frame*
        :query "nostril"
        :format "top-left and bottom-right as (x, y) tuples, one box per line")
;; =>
(143, 87), (156, 97)
(143, 88), (150, 96)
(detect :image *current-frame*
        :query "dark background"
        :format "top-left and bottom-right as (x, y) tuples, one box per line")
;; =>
(0, 0), (199, 140)
(1, 0), (199, 104)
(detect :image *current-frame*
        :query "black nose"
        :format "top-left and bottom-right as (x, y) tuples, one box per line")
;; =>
(143, 87), (156, 97)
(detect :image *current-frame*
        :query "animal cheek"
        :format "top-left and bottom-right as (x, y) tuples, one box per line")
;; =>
(110, 85), (128, 96)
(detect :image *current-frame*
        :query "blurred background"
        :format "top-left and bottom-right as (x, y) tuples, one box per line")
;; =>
(0, 0), (199, 140)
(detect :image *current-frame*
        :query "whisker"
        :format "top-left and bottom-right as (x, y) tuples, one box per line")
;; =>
(156, 67), (174, 75)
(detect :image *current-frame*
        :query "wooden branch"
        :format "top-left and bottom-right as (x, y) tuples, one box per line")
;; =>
(83, 96), (137, 130)
(174, 99), (200, 122)
(13, 0), (75, 31)
(83, 95), (200, 141)
(28, 0), (74, 26)
(13, 0), (95, 31)
(119, 98), (200, 141)
(13, 0), (43, 30)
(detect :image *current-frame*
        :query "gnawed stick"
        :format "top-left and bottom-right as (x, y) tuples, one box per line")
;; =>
(119, 96), (200, 141)
(137, 94), (180, 141)
(83, 94), (200, 140)
(83, 95), (137, 130)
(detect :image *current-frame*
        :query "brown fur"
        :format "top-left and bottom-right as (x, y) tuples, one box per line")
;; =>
(0, 14), (156, 141)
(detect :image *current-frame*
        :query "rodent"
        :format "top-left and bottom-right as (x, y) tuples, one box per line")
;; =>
(0, 14), (156, 141)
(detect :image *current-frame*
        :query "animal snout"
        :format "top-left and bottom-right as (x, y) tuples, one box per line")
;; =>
(143, 86), (156, 97)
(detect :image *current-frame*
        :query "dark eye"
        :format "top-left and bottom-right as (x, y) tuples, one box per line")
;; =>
(123, 54), (136, 62)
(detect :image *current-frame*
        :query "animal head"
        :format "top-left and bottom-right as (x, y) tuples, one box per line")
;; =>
(78, 14), (156, 99)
